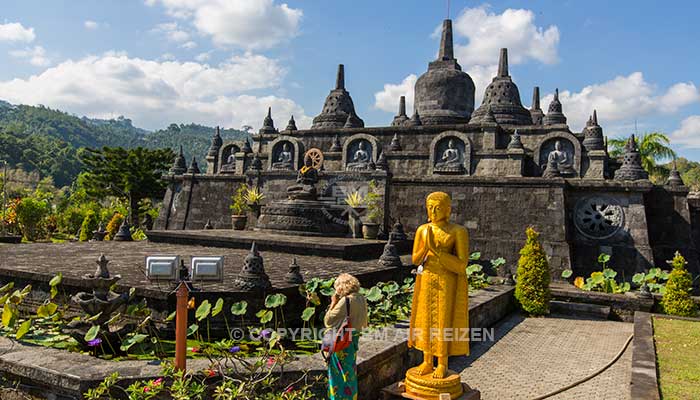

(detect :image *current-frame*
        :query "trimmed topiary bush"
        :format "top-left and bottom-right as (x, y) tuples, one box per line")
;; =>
(105, 212), (124, 241)
(661, 251), (698, 317)
(78, 211), (98, 242)
(515, 227), (551, 316)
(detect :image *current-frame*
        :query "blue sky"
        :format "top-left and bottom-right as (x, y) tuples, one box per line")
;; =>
(1, 0), (699, 160)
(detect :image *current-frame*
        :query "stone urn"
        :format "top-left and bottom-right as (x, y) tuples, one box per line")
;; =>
(362, 222), (380, 240)
(231, 214), (248, 230)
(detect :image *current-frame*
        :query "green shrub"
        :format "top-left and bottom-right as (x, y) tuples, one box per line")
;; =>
(230, 183), (250, 215)
(15, 197), (49, 241)
(105, 213), (124, 240)
(661, 252), (698, 317)
(78, 211), (98, 242)
(515, 227), (551, 316)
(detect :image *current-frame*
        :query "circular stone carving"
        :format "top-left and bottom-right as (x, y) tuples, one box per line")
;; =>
(574, 196), (625, 239)
(304, 148), (324, 169)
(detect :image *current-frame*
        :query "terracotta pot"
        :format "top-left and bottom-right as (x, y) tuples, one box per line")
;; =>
(231, 215), (248, 230)
(362, 223), (380, 240)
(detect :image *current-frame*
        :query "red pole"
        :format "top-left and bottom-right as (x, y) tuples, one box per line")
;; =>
(175, 283), (189, 371)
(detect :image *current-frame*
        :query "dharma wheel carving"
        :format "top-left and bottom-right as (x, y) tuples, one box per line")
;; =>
(304, 148), (324, 170)
(574, 196), (624, 240)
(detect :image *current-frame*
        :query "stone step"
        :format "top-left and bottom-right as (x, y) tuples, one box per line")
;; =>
(550, 300), (611, 319)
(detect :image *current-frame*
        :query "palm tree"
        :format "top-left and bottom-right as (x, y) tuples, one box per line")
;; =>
(609, 132), (676, 181)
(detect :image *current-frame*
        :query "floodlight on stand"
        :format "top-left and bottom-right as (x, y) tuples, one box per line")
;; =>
(145, 255), (180, 281)
(190, 256), (224, 282)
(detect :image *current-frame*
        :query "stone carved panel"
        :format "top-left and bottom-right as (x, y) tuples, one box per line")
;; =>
(429, 131), (471, 175)
(344, 136), (377, 171)
(534, 133), (581, 178)
(267, 136), (303, 171)
(219, 144), (240, 173)
(574, 196), (625, 240)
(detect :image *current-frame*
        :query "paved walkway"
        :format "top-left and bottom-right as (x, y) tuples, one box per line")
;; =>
(452, 313), (633, 400)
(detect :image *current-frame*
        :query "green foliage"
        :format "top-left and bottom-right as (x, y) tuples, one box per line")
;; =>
(574, 254), (631, 293)
(195, 300), (212, 321)
(230, 183), (251, 215)
(632, 268), (670, 294)
(661, 252), (698, 317)
(465, 251), (497, 290)
(514, 227), (551, 316)
(360, 278), (414, 326)
(608, 132), (676, 183)
(78, 211), (99, 241)
(364, 180), (383, 224)
(15, 195), (49, 241)
(79, 146), (173, 225)
(669, 157), (700, 191)
(230, 300), (248, 316)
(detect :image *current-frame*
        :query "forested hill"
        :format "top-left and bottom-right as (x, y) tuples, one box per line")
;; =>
(0, 101), (247, 187)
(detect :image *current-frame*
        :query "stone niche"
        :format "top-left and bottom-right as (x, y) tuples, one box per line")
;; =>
(218, 144), (241, 173)
(534, 133), (581, 178)
(343, 134), (379, 171)
(268, 136), (303, 171)
(429, 131), (471, 175)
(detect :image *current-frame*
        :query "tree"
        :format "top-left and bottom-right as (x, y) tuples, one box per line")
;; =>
(79, 147), (174, 225)
(15, 196), (49, 241)
(515, 227), (551, 316)
(609, 132), (676, 182)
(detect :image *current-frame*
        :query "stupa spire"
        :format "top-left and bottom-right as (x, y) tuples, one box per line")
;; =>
(497, 48), (509, 77)
(593, 109), (598, 125)
(438, 19), (454, 60)
(398, 96), (407, 116)
(532, 86), (540, 110)
(336, 64), (345, 90)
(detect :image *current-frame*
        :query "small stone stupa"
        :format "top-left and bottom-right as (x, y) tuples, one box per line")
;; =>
(312, 64), (364, 129)
(543, 89), (567, 125)
(582, 110), (605, 151)
(234, 242), (272, 291)
(259, 107), (277, 134)
(471, 48), (532, 125)
(614, 135), (649, 181)
(169, 145), (187, 175)
(392, 96), (410, 127)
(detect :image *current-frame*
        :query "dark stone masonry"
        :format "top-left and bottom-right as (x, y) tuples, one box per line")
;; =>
(155, 18), (699, 286)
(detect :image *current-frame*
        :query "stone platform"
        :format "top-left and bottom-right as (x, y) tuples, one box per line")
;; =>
(0, 241), (410, 318)
(148, 229), (412, 261)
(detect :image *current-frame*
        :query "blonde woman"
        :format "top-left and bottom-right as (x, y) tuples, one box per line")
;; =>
(324, 273), (368, 400)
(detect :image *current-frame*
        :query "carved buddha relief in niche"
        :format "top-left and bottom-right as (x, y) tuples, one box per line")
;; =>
(220, 145), (240, 173)
(539, 139), (576, 178)
(434, 137), (466, 173)
(346, 139), (373, 171)
(272, 141), (294, 170)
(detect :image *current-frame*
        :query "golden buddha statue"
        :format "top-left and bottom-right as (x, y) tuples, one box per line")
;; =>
(405, 191), (472, 399)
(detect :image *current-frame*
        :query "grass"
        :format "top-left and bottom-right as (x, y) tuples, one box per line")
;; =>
(654, 316), (700, 399)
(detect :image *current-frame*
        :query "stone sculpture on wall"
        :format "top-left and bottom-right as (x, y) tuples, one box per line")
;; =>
(272, 142), (294, 170)
(346, 140), (373, 170)
(541, 139), (576, 178)
(220, 145), (240, 173)
(434, 139), (464, 172)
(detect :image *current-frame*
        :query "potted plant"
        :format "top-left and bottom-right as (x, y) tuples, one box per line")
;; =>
(362, 180), (383, 240)
(230, 184), (251, 230)
(244, 186), (265, 219)
(344, 190), (365, 239)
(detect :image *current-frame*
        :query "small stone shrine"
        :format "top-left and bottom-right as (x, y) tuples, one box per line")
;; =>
(156, 17), (699, 284)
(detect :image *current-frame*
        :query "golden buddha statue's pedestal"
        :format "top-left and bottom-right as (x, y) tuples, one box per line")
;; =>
(381, 368), (481, 399)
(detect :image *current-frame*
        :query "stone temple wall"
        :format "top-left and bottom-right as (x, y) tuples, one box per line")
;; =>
(389, 176), (572, 278)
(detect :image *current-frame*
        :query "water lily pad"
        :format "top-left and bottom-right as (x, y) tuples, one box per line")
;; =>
(211, 298), (224, 317)
(195, 300), (211, 321)
(230, 301), (248, 316)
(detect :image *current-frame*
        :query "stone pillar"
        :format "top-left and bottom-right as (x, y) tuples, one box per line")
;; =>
(584, 150), (607, 179)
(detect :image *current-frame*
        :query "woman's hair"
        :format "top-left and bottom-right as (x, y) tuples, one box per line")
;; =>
(334, 273), (361, 297)
(426, 191), (451, 208)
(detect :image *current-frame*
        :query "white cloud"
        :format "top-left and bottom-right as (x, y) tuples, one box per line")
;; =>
(374, 74), (416, 113)
(540, 72), (700, 131)
(9, 46), (50, 67)
(453, 5), (559, 67)
(0, 22), (35, 43)
(195, 51), (211, 62)
(152, 22), (191, 43)
(670, 116), (700, 148)
(0, 51), (310, 130)
(84, 20), (99, 30)
(146, 0), (302, 49)
(181, 40), (197, 49)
